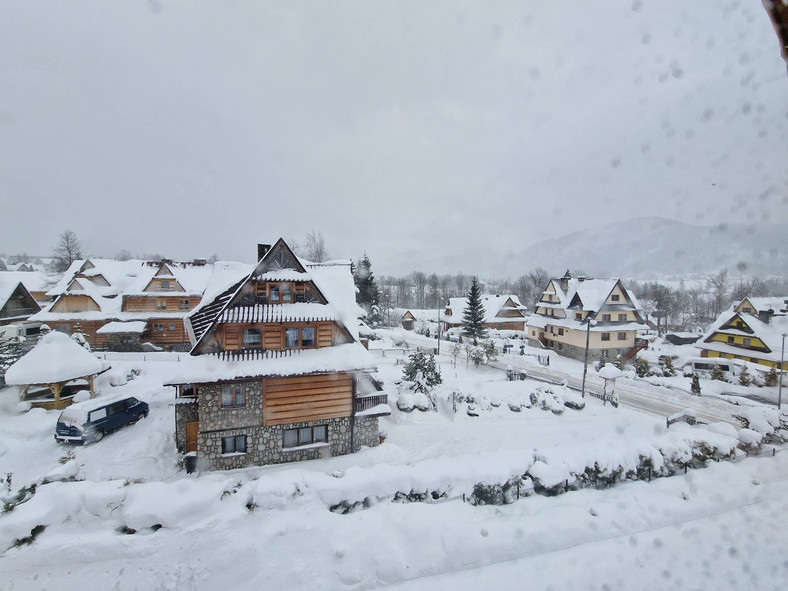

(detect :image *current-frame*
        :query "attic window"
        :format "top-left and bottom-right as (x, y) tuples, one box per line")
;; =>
(611, 294), (620, 302)
(269, 283), (293, 303)
(602, 314), (611, 322)
(161, 281), (170, 289)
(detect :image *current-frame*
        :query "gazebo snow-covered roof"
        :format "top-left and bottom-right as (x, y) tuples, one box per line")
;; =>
(5, 331), (108, 410)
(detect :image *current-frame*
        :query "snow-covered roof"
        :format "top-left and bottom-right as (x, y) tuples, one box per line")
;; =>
(443, 295), (527, 324)
(306, 260), (365, 340)
(0, 270), (49, 295)
(5, 331), (105, 385)
(46, 259), (146, 297)
(736, 296), (788, 314)
(0, 276), (39, 315)
(96, 321), (147, 334)
(598, 363), (624, 380)
(165, 342), (376, 385)
(124, 261), (217, 295)
(699, 309), (788, 363)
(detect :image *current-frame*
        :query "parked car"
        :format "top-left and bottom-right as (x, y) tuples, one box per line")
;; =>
(55, 396), (149, 444)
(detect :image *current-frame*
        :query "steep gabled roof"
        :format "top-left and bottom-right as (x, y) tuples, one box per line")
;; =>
(0, 279), (40, 317)
(188, 239), (361, 355)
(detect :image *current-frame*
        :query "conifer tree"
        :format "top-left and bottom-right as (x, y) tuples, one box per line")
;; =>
(691, 372), (701, 395)
(661, 356), (676, 377)
(461, 277), (487, 345)
(710, 364), (726, 381)
(764, 366), (778, 387)
(0, 337), (25, 387)
(402, 350), (442, 393)
(738, 365), (751, 387)
(353, 254), (383, 327)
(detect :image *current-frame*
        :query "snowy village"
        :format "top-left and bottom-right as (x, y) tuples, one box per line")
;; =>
(2, 2), (788, 590)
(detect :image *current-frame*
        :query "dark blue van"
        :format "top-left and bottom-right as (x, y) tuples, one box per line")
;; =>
(55, 396), (149, 444)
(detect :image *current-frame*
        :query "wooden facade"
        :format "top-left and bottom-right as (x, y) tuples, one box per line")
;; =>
(122, 295), (193, 313)
(263, 374), (353, 426)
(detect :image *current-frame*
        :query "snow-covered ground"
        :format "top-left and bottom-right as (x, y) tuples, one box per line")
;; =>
(0, 331), (786, 590)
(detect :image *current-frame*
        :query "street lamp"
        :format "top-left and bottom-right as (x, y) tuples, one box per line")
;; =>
(580, 314), (597, 399)
(778, 333), (786, 411)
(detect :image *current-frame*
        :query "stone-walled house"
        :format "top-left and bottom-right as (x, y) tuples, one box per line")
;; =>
(526, 272), (647, 363)
(167, 239), (390, 472)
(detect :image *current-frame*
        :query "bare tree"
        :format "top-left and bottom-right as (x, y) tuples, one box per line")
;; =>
(51, 229), (83, 273)
(304, 230), (328, 262)
(411, 271), (427, 309)
(115, 249), (133, 261)
(707, 269), (729, 317)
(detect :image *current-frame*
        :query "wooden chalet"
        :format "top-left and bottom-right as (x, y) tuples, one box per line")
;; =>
(0, 278), (41, 326)
(697, 296), (788, 370)
(168, 239), (389, 472)
(526, 272), (648, 363)
(442, 295), (528, 332)
(31, 258), (218, 351)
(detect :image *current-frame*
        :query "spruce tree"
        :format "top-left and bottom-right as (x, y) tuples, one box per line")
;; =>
(691, 373), (701, 395)
(353, 254), (383, 327)
(461, 277), (487, 345)
(0, 337), (25, 387)
(661, 356), (676, 377)
(710, 364), (726, 381)
(402, 350), (442, 393)
(738, 365), (751, 387)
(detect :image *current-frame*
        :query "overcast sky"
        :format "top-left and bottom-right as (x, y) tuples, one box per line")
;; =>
(1, 1), (786, 276)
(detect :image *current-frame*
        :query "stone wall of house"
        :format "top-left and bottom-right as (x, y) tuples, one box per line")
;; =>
(353, 416), (380, 450)
(195, 414), (382, 472)
(197, 380), (263, 432)
(174, 400), (199, 451)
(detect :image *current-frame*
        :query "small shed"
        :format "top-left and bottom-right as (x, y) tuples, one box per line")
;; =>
(96, 321), (147, 352)
(400, 311), (416, 331)
(5, 331), (108, 410)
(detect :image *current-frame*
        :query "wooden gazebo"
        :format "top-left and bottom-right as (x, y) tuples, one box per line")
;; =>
(5, 331), (107, 410)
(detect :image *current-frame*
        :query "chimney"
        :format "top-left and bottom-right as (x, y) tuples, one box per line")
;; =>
(758, 309), (774, 324)
(257, 244), (271, 261)
(560, 270), (572, 293)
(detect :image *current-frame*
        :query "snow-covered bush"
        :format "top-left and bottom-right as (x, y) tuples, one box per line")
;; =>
(529, 387), (564, 414)
(562, 389), (585, 410)
(396, 392), (416, 412)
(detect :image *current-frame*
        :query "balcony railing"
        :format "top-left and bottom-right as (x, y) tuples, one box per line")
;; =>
(354, 393), (389, 414)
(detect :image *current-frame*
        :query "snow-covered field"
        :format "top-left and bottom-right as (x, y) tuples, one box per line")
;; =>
(0, 332), (786, 590)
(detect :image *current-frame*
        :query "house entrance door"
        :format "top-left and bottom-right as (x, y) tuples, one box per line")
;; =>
(185, 421), (199, 453)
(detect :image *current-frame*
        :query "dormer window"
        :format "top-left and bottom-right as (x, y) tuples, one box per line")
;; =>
(575, 312), (582, 321)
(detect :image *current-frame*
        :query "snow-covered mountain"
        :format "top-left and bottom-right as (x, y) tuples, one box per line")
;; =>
(518, 217), (787, 278)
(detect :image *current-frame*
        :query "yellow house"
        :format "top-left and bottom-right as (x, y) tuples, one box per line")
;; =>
(698, 296), (788, 370)
(526, 272), (647, 362)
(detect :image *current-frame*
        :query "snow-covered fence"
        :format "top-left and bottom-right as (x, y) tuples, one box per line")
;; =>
(368, 348), (409, 358)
